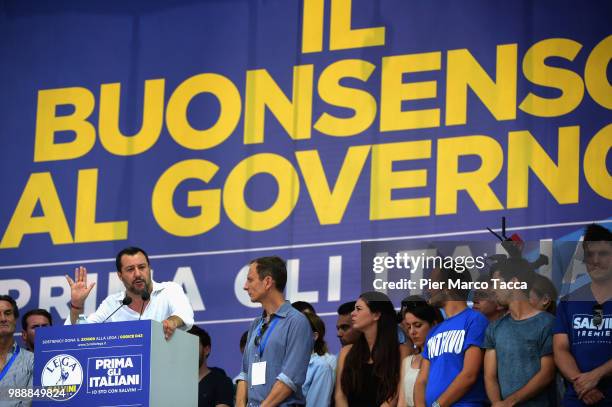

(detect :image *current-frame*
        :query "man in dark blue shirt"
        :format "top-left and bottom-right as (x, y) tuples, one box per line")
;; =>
(553, 224), (612, 406)
(188, 325), (233, 407)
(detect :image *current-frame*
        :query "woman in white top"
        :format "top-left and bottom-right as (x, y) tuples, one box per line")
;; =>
(398, 296), (443, 407)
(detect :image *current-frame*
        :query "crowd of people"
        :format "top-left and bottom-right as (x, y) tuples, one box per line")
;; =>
(232, 223), (611, 407)
(0, 223), (609, 407)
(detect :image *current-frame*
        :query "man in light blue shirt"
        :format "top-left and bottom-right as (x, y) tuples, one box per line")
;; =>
(236, 256), (313, 407)
(0, 295), (34, 407)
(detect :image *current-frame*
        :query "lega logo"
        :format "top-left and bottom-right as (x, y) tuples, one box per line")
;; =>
(41, 354), (83, 401)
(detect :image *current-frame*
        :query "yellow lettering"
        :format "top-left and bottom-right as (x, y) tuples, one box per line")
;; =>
(370, 140), (431, 220)
(151, 159), (221, 236)
(99, 79), (165, 155)
(519, 38), (584, 117)
(380, 52), (441, 131)
(507, 127), (579, 208)
(585, 35), (612, 109)
(1, 173), (72, 248)
(446, 44), (517, 125)
(166, 73), (241, 150)
(296, 145), (370, 224)
(436, 136), (503, 214)
(329, 0), (385, 51)
(224, 154), (299, 231)
(584, 123), (612, 199)
(34, 87), (96, 162)
(314, 59), (376, 136)
(244, 65), (313, 144)
(74, 169), (128, 243)
(302, 0), (325, 53)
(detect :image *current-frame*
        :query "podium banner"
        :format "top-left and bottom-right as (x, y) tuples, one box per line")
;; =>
(34, 321), (151, 406)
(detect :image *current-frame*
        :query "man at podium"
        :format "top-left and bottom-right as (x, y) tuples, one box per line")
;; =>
(64, 246), (194, 340)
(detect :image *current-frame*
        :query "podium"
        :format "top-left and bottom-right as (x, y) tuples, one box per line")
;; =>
(33, 320), (198, 406)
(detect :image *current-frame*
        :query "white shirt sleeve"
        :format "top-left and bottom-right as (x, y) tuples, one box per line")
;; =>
(164, 282), (194, 330)
(62, 282), (194, 328)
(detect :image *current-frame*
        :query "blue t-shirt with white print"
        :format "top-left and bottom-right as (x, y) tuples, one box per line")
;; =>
(423, 307), (489, 406)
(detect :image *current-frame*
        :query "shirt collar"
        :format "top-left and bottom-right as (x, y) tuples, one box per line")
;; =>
(115, 280), (163, 302)
(261, 300), (291, 319)
(151, 280), (164, 294)
(6, 340), (18, 357)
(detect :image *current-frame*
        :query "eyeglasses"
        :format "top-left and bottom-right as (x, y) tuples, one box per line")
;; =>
(401, 300), (427, 313)
(593, 304), (604, 327)
(254, 319), (270, 347)
(398, 300), (427, 321)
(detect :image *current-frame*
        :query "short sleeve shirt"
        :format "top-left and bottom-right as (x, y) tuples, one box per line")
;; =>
(422, 307), (489, 406)
(483, 311), (555, 406)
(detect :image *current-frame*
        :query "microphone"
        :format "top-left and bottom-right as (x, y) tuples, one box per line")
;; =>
(138, 288), (150, 320)
(103, 295), (133, 322)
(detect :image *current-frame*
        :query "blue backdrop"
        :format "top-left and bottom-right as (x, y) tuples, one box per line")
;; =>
(0, 0), (610, 373)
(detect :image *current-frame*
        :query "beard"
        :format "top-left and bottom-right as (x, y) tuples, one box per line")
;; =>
(126, 279), (150, 296)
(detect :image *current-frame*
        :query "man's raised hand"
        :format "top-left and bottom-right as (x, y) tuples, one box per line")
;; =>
(65, 266), (96, 308)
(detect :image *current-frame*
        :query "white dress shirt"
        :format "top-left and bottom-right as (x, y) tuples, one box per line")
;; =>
(64, 280), (194, 330)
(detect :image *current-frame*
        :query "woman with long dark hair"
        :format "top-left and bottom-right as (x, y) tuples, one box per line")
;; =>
(335, 291), (411, 407)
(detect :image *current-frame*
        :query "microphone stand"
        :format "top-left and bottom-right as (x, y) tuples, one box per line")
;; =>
(103, 295), (133, 322)
(138, 289), (150, 320)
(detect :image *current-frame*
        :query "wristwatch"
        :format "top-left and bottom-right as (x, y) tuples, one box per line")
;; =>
(431, 401), (441, 407)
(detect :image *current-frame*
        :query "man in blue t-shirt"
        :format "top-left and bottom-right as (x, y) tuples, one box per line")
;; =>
(483, 261), (556, 406)
(415, 267), (489, 407)
(553, 223), (612, 406)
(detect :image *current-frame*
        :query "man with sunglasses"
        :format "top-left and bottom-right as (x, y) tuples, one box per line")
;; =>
(236, 256), (312, 407)
(554, 223), (612, 406)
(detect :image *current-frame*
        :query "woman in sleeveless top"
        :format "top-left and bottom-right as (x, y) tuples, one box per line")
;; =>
(335, 291), (410, 407)
(398, 296), (443, 407)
